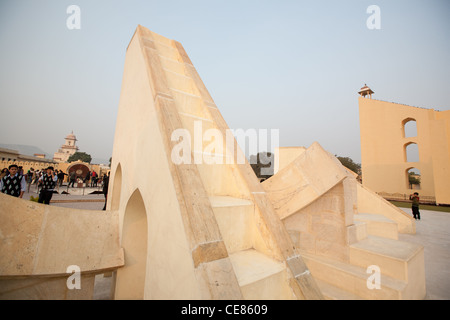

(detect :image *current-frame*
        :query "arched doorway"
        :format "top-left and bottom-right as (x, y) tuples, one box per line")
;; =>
(67, 162), (91, 181)
(114, 189), (148, 299)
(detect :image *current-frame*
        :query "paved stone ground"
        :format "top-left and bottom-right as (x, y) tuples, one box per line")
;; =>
(399, 208), (450, 300)
(21, 186), (450, 300)
(24, 184), (105, 210)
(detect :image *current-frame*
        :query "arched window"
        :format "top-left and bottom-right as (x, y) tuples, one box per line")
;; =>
(405, 142), (419, 163)
(406, 168), (421, 190)
(402, 118), (417, 138)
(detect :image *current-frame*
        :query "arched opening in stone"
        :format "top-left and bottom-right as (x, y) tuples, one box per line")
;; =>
(114, 189), (148, 299)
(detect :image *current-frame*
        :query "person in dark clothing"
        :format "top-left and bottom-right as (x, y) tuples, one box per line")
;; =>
(57, 170), (66, 186)
(409, 192), (421, 220)
(68, 170), (77, 187)
(102, 173), (109, 210)
(38, 166), (57, 205)
(84, 171), (91, 186)
(0, 164), (26, 198)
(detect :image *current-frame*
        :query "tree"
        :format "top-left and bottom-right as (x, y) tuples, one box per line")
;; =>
(67, 152), (92, 164)
(408, 172), (421, 188)
(336, 156), (361, 175)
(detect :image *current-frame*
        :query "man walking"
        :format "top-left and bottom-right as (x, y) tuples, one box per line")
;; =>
(38, 166), (58, 205)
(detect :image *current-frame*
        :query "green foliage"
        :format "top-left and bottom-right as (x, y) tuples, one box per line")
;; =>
(67, 152), (92, 164)
(408, 172), (421, 185)
(336, 156), (361, 174)
(389, 201), (450, 213)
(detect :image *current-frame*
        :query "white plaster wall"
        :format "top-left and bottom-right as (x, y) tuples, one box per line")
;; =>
(110, 32), (202, 299)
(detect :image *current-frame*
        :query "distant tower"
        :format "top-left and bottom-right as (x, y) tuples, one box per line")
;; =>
(358, 84), (374, 99)
(53, 131), (79, 163)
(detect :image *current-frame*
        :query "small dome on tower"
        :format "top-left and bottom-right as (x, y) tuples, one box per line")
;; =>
(65, 131), (77, 140)
(358, 84), (374, 98)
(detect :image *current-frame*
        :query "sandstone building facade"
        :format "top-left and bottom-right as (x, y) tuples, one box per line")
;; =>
(359, 87), (450, 205)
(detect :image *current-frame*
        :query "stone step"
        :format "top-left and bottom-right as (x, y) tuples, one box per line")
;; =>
(301, 252), (407, 299)
(354, 213), (398, 240)
(209, 196), (254, 254)
(170, 88), (208, 119)
(351, 220), (368, 242)
(349, 235), (424, 283)
(163, 65), (197, 95)
(314, 279), (364, 300)
(197, 160), (248, 198)
(229, 249), (294, 300)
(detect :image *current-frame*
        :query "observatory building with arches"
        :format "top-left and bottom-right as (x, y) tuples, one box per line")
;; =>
(359, 85), (450, 205)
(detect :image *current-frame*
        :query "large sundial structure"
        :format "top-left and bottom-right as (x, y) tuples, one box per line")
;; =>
(0, 26), (425, 300)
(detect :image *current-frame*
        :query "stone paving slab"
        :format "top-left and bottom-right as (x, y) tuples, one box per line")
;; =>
(24, 186), (105, 202)
(399, 208), (450, 300)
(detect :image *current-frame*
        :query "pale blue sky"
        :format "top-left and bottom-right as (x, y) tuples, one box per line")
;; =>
(0, 0), (449, 163)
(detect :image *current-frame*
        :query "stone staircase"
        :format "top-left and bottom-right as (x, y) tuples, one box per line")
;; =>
(210, 196), (294, 299)
(261, 136), (425, 299)
(138, 28), (320, 299)
(354, 212), (398, 240)
(301, 211), (425, 300)
(130, 26), (427, 300)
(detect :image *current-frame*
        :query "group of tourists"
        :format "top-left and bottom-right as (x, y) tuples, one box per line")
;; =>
(1, 164), (109, 208)
(68, 170), (101, 187)
(0, 164), (57, 204)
